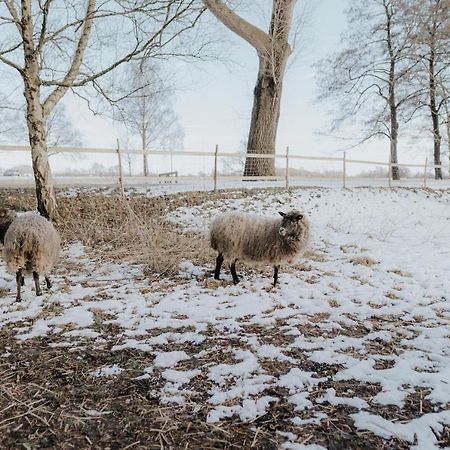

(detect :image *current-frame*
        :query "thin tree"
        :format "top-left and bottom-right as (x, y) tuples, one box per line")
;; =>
(407, 0), (449, 179)
(203, 0), (298, 176)
(316, 0), (420, 180)
(117, 61), (184, 176)
(0, 0), (203, 219)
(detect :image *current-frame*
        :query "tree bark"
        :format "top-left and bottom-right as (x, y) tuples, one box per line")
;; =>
(388, 64), (400, 181)
(24, 85), (57, 220)
(244, 56), (285, 176)
(204, 0), (296, 177)
(21, 0), (57, 219)
(385, 2), (400, 181)
(429, 51), (442, 180)
(142, 115), (149, 176)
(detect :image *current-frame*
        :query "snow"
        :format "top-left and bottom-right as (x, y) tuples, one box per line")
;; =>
(91, 364), (124, 377)
(1, 187), (450, 448)
(153, 351), (190, 368)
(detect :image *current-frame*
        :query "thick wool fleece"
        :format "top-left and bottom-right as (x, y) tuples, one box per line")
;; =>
(210, 210), (309, 265)
(3, 212), (60, 275)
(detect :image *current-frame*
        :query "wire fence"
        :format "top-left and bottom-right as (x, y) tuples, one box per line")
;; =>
(0, 143), (448, 192)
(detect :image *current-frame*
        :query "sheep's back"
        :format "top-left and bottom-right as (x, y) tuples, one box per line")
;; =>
(3, 213), (60, 275)
(210, 212), (280, 262)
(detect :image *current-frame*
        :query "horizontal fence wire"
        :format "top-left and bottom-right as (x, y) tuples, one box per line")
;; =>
(0, 144), (447, 192)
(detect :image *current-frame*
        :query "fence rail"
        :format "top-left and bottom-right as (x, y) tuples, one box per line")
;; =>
(0, 144), (446, 192)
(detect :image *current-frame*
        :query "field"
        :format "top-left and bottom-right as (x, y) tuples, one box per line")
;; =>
(0, 186), (449, 450)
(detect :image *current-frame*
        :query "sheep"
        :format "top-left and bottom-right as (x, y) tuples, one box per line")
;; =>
(0, 209), (60, 301)
(210, 209), (309, 286)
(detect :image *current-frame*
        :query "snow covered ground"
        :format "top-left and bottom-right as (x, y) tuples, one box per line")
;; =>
(1, 187), (449, 449)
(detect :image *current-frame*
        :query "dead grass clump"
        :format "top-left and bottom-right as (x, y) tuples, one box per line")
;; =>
(350, 256), (379, 266)
(57, 194), (214, 277)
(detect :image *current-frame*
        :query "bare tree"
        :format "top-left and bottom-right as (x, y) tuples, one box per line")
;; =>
(406, 0), (449, 179)
(316, 0), (420, 180)
(116, 61), (184, 176)
(203, 0), (298, 176)
(0, 0), (203, 219)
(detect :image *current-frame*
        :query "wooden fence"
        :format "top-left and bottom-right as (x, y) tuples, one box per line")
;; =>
(0, 144), (446, 191)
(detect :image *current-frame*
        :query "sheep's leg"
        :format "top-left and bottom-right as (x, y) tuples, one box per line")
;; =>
(214, 253), (224, 280)
(45, 276), (52, 290)
(33, 271), (42, 296)
(273, 265), (280, 286)
(15, 269), (23, 302)
(21, 277), (25, 286)
(230, 260), (240, 285)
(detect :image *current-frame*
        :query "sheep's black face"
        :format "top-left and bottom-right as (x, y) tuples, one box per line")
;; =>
(0, 209), (16, 244)
(278, 210), (305, 239)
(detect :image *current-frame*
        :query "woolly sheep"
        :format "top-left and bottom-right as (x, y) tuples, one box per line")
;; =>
(210, 209), (310, 286)
(0, 209), (60, 301)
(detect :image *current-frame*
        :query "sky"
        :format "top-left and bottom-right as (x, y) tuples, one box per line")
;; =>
(0, 0), (440, 175)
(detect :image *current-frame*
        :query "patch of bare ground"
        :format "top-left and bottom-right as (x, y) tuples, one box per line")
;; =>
(0, 330), (414, 450)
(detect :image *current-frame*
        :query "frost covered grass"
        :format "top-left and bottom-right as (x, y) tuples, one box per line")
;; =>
(0, 187), (449, 449)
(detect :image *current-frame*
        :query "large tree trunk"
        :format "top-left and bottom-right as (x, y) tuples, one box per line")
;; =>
(202, 0), (296, 178)
(24, 85), (57, 220)
(244, 57), (284, 177)
(429, 50), (442, 180)
(21, 0), (57, 220)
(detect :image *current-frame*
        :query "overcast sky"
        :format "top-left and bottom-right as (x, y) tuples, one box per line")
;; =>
(0, 0), (436, 174)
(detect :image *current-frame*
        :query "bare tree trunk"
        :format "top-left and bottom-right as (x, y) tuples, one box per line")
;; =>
(386, 3), (400, 181)
(203, 0), (296, 177)
(25, 92), (57, 220)
(142, 128), (148, 176)
(429, 54), (442, 180)
(390, 117), (400, 180)
(244, 57), (285, 176)
(22, 0), (57, 219)
(445, 102), (450, 178)
(388, 79), (400, 180)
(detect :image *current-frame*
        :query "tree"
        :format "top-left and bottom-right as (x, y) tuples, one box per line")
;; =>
(203, 0), (298, 176)
(316, 0), (423, 180)
(0, 0), (203, 219)
(406, 0), (449, 179)
(117, 61), (184, 176)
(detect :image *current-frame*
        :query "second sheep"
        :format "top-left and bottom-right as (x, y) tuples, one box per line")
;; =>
(210, 209), (310, 286)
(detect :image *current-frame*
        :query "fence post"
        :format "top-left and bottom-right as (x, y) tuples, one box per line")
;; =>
(342, 151), (347, 189)
(213, 144), (219, 192)
(423, 157), (428, 188)
(116, 138), (125, 197)
(285, 146), (290, 189)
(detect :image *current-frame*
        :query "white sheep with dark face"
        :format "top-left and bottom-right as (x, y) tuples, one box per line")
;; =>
(0, 209), (60, 301)
(210, 209), (310, 286)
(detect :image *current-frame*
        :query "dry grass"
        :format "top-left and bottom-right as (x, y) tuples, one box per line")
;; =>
(350, 256), (379, 266)
(1, 190), (217, 278)
(57, 194), (214, 277)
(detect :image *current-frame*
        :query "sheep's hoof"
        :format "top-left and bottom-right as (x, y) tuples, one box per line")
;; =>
(15, 296), (21, 302)
(36, 290), (43, 297)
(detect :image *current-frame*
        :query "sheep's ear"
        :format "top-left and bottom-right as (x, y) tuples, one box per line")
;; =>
(279, 212), (286, 217)
(296, 214), (303, 221)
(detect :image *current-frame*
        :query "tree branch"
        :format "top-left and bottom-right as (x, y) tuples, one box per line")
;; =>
(203, 0), (271, 53)
(43, 0), (96, 116)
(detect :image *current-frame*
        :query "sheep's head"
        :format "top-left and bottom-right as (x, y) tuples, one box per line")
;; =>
(278, 210), (308, 240)
(0, 209), (17, 244)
